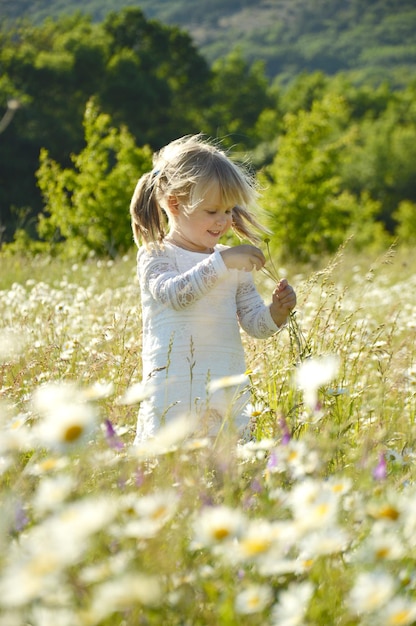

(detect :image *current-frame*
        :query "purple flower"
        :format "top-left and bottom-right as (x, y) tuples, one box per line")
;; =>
(279, 415), (291, 445)
(267, 450), (278, 471)
(135, 468), (145, 487)
(14, 501), (29, 533)
(373, 452), (387, 480)
(104, 418), (124, 450)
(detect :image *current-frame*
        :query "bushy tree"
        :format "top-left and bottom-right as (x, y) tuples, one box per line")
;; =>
(260, 95), (387, 262)
(36, 99), (152, 258)
(204, 50), (273, 151)
(393, 200), (416, 244)
(0, 9), (210, 244)
(340, 84), (416, 231)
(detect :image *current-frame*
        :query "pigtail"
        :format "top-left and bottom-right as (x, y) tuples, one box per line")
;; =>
(232, 205), (270, 244)
(129, 171), (166, 247)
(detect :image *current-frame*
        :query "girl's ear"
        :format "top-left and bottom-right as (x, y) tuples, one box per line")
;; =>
(167, 195), (180, 215)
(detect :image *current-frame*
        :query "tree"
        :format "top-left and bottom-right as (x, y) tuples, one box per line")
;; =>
(340, 83), (416, 231)
(260, 95), (386, 262)
(204, 50), (273, 151)
(393, 200), (416, 245)
(101, 8), (211, 146)
(36, 99), (152, 258)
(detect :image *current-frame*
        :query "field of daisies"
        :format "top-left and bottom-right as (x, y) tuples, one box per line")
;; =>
(1, 242), (416, 626)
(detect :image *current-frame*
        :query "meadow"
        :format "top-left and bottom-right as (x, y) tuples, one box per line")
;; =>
(1, 241), (416, 625)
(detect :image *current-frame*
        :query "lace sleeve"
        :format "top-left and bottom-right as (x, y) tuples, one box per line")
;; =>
(236, 273), (281, 339)
(138, 246), (228, 310)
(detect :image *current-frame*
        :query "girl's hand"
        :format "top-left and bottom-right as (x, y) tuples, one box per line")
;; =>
(220, 245), (266, 271)
(270, 278), (297, 327)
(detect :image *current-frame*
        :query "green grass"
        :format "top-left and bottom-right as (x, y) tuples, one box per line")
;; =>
(0, 242), (416, 624)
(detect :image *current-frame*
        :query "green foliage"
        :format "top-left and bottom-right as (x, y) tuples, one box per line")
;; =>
(206, 50), (273, 150)
(4, 0), (416, 83)
(100, 8), (211, 145)
(340, 83), (416, 230)
(260, 95), (387, 262)
(36, 99), (152, 258)
(0, 9), (212, 243)
(1, 5), (416, 260)
(393, 200), (416, 244)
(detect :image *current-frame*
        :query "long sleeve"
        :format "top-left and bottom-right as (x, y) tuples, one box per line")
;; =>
(236, 272), (281, 339)
(137, 245), (228, 310)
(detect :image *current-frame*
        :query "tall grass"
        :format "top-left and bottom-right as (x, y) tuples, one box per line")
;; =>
(1, 243), (416, 625)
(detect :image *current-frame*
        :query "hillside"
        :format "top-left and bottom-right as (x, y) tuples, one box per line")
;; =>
(2, 0), (416, 83)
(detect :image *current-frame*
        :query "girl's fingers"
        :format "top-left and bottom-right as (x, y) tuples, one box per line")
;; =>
(272, 284), (297, 309)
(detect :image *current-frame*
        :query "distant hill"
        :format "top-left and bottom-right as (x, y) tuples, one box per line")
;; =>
(2, 0), (416, 83)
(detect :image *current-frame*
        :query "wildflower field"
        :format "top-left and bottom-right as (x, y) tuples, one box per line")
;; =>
(1, 243), (416, 626)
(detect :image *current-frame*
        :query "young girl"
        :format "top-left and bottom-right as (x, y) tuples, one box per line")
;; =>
(130, 135), (296, 443)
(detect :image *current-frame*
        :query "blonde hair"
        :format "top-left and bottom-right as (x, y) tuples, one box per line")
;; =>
(130, 134), (267, 247)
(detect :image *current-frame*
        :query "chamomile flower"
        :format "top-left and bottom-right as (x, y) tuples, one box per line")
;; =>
(28, 606), (81, 626)
(116, 381), (155, 405)
(235, 584), (273, 614)
(191, 505), (246, 549)
(347, 570), (396, 614)
(270, 581), (314, 626)
(266, 440), (320, 479)
(294, 354), (340, 410)
(236, 519), (281, 561)
(87, 573), (162, 622)
(0, 410), (32, 453)
(0, 556), (66, 607)
(288, 478), (340, 534)
(353, 521), (406, 563)
(132, 412), (197, 457)
(0, 328), (27, 362)
(32, 474), (75, 515)
(31, 382), (98, 450)
(207, 373), (249, 394)
(299, 526), (350, 558)
(237, 438), (276, 461)
(120, 490), (178, 539)
(378, 596), (416, 626)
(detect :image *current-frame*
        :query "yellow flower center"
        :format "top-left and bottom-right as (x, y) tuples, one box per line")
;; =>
(375, 547), (390, 560)
(248, 596), (261, 609)
(378, 505), (400, 521)
(64, 424), (84, 442)
(389, 610), (412, 625)
(39, 458), (59, 471)
(213, 527), (230, 541)
(152, 506), (168, 521)
(241, 538), (272, 556)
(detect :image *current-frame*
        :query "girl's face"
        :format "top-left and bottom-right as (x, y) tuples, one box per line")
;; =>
(168, 183), (234, 252)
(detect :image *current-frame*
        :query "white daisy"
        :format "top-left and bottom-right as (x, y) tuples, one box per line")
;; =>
(87, 573), (162, 622)
(270, 581), (314, 626)
(192, 505), (246, 549)
(294, 354), (340, 410)
(235, 584), (273, 615)
(32, 474), (75, 515)
(32, 381), (98, 450)
(378, 596), (416, 626)
(116, 380), (155, 405)
(347, 570), (396, 614)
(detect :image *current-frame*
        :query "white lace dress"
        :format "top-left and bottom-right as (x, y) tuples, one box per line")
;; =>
(134, 241), (281, 443)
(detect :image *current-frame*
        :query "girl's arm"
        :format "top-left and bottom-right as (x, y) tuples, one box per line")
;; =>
(138, 246), (228, 310)
(236, 273), (290, 339)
